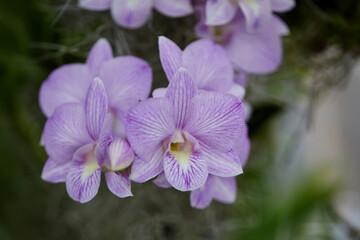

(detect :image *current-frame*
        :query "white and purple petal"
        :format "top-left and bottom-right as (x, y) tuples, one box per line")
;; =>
(78, 0), (112, 11)
(166, 68), (197, 129)
(153, 172), (172, 188)
(39, 64), (91, 117)
(154, 0), (193, 17)
(66, 144), (101, 203)
(124, 97), (175, 162)
(105, 171), (133, 198)
(104, 137), (135, 171)
(211, 176), (237, 203)
(158, 36), (183, 81)
(85, 78), (108, 140)
(226, 16), (283, 74)
(182, 39), (233, 92)
(238, 0), (272, 32)
(185, 91), (245, 152)
(43, 103), (92, 163)
(130, 154), (164, 183)
(86, 38), (113, 77)
(111, 0), (153, 29)
(201, 142), (243, 177)
(41, 158), (72, 183)
(99, 56), (152, 113)
(163, 132), (208, 191)
(271, 0), (295, 12)
(190, 183), (213, 209)
(205, 0), (237, 26)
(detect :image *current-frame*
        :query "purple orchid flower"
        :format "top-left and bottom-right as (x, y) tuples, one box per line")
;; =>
(124, 68), (245, 191)
(41, 78), (135, 203)
(151, 37), (251, 208)
(195, 7), (290, 74)
(152, 36), (245, 99)
(203, 0), (295, 32)
(39, 38), (152, 136)
(153, 125), (250, 208)
(79, 0), (193, 29)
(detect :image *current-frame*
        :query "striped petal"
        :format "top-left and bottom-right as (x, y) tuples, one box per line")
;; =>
(85, 78), (108, 140)
(66, 144), (101, 203)
(41, 158), (72, 183)
(105, 172), (132, 198)
(166, 68), (197, 129)
(185, 91), (245, 152)
(124, 97), (174, 163)
(163, 132), (208, 191)
(158, 36), (182, 81)
(43, 103), (92, 163)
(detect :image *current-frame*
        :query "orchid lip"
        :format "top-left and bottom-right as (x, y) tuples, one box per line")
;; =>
(167, 131), (194, 170)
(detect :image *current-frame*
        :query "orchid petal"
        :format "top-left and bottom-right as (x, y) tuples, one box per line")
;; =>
(66, 144), (101, 203)
(97, 113), (113, 166)
(105, 172), (133, 198)
(190, 183), (212, 209)
(211, 176), (237, 203)
(272, 14), (289, 36)
(238, 0), (272, 32)
(154, 0), (193, 17)
(271, 0), (295, 12)
(226, 18), (282, 74)
(130, 154), (164, 183)
(163, 132), (208, 191)
(201, 142), (243, 177)
(78, 0), (111, 10)
(182, 39), (233, 92)
(166, 68), (197, 129)
(43, 103), (92, 163)
(39, 64), (91, 117)
(99, 56), (152, 114)
(86, 38), (113, 77)
(185, 91), (244, 152)
(153, 172), (172, 188)
(228, 83), (246, 100)
(234, 72), (248, 87)
(85, 78), (108, 140)
(158, 36), (182, 81)
(234, 125), (250, 167)
(124, 97), (174, 162)
(205, 0), (237, 26)
(152, 88), (167, 98)
(111, 0), (153, 29)
(41, 158), (72, 183)
(104, 137), (135, 171)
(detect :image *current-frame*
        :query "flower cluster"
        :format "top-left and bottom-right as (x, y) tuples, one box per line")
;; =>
(40, 0), (294, 208)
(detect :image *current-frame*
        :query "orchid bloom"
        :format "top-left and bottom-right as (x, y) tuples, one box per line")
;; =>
(195, 7), (290, 74)
(203, 0), (295, 32)
(153, 125), (250, 208)
(153, 36), (245, 99)
(42, 79), (134, 202)
(39, 38), (152, 136)
(124, 68), (245, 191)
(79, 0), (193, 29)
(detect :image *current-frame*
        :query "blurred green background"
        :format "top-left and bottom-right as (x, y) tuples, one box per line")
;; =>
(0, 0), (359, 239)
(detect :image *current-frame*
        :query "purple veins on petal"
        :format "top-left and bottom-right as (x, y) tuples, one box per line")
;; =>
(163, 131), (208, 191)
(66, 144), (101, 203)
